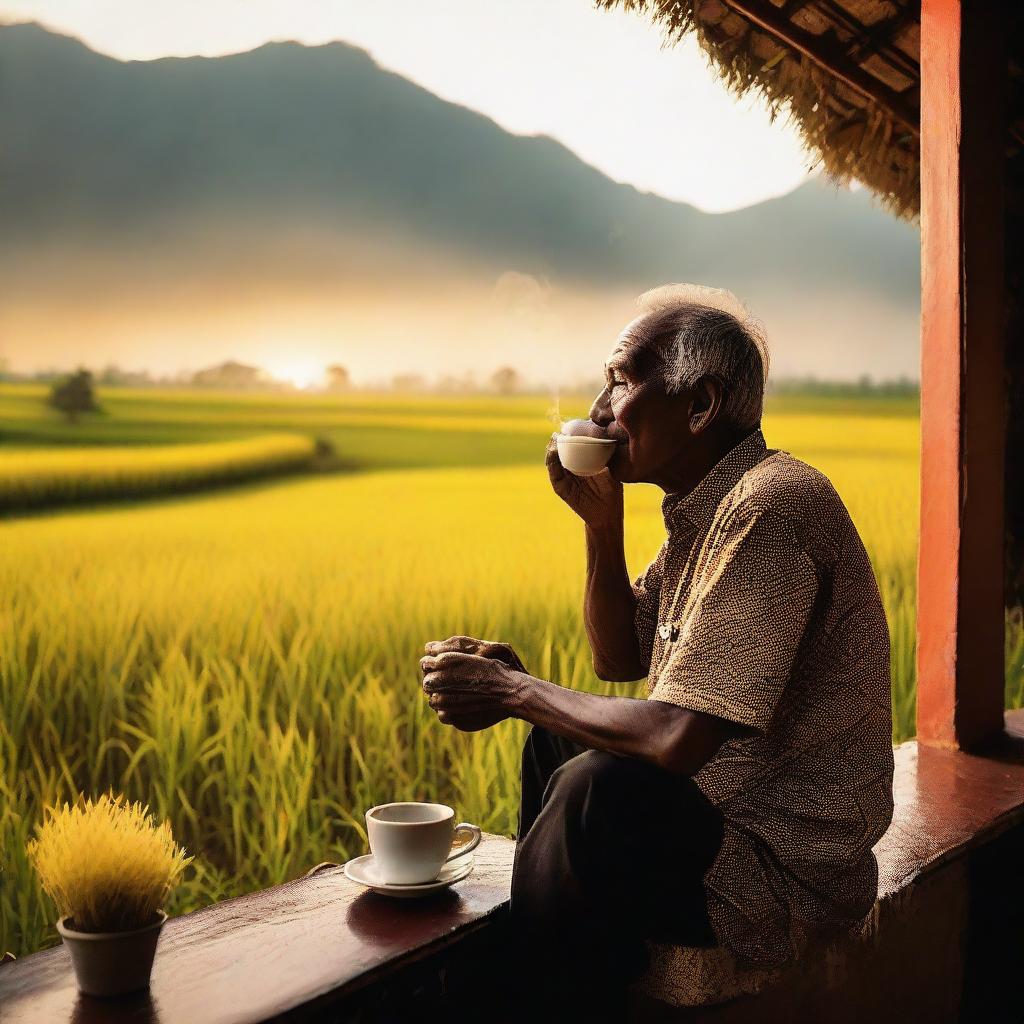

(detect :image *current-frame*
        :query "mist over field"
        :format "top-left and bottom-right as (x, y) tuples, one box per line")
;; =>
(0, 22), (920, 385)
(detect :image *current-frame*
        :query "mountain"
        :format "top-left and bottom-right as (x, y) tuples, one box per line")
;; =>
(0, 23), (920, 380)
(0, 24), (917, 292)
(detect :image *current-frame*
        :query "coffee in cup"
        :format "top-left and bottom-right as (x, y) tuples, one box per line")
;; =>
(365, 802), (482, 885)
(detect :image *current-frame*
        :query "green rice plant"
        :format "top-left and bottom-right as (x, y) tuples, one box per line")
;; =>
(1007, 607), (1024, 709)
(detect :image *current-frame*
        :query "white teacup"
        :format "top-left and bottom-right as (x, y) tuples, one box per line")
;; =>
(366, 802), (482, 885)
(555, 434), (617, 477)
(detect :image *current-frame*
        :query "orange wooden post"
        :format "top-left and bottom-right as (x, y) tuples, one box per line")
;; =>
(917, 0), (1006, 749)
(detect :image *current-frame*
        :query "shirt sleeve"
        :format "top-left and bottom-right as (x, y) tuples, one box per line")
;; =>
(632, 543), (666, 673)
(649, 503), (818, 732)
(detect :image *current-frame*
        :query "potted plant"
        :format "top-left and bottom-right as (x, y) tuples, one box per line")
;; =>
(27, 793), (191, 997)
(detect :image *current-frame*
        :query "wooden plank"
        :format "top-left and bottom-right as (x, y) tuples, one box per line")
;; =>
(917, 0), (1006, 750)
(877, 710), (1024, 896)
(0, 834), (515, 1024)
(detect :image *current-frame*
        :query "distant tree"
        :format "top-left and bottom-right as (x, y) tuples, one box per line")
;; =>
(0, 355), (9, 382)
(490, 366), (521, 395)
(192, 360), (266, 390)
(767, 375), (919, 399)
(435, 371), (477, 394)
(99, 363), (125, 386)
(49, 368), (101, 422)
(326, 364), (351, 392)
(391, 373), (426, 393)
(98, 363), (151, 387)
(435, 375), (461, 394)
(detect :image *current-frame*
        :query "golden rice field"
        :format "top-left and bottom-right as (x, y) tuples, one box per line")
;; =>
(0, 433), (317, 512)
(1, 389), (1021, 958)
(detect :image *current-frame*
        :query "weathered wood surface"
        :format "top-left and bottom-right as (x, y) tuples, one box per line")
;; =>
(876, 709), (1024, 897)
(6, 712), (1024, 1022)
(638, 709), (1024, 1018)
(0, 833), (515, 1024)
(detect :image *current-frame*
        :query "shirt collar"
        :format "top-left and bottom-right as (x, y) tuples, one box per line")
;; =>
(661, 428), (769, 536)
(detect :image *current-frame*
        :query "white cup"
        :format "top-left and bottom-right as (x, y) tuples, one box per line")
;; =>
(555, 434), (617, 477)
(365, 802), (482, 885)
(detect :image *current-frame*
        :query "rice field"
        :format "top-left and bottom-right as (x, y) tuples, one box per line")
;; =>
(1, 389), (1021, 958)
(0, 433), (318, 512)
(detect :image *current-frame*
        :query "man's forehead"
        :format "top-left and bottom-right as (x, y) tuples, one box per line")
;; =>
(605, 329), (657, 373)
(604, 343), (630, 370)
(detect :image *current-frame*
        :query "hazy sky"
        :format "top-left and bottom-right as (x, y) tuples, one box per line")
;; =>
(3, 0), (912, 387)
(0, 0), (814, 212)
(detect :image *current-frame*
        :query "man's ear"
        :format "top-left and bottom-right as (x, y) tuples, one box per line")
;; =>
(688, 376), (724, 436)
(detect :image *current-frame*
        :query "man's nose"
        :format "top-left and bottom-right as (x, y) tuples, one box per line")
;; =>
(589, 387), (613, 427)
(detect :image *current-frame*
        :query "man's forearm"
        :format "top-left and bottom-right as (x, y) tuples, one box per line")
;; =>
(584, 522), (646, 680)
(512, 675), (731, 777)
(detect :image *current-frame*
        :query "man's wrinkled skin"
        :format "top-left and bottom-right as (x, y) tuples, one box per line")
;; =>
(420, 327), (754, 776)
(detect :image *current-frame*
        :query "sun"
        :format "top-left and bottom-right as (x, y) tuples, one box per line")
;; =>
(268, 358), (324, 390)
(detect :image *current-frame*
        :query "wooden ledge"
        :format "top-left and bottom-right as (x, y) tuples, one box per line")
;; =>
(639, 709), (1024, 1017)
(6, 711), (1024, 1023)
(877, 708), (1024, 898)
(0, 834), (516, 1024)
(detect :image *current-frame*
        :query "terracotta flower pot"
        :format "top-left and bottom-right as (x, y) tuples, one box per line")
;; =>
(57, 911), (166, 997)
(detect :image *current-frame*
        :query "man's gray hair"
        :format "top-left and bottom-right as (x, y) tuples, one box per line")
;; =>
(623, 283), (770, 432)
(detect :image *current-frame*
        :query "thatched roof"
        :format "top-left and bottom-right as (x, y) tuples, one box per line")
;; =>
(598, 2), (1024, 601)
(598, 0), (922, 220)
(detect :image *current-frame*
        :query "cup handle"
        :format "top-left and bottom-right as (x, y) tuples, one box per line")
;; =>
(447, 823), (482, 861)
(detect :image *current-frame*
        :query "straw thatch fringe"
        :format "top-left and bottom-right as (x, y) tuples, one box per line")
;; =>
(598, 0), (920, 221)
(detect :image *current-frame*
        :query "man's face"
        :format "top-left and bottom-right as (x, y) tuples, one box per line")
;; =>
(588, 335), (693, 484)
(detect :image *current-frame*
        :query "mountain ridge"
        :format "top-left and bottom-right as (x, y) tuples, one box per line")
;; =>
(0, 22), (920, 380)
(0, 22), (917, 298)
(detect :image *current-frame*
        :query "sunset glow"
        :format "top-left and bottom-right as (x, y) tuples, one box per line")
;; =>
(268, 358), (324, 391)
(0, 5), (919, 383)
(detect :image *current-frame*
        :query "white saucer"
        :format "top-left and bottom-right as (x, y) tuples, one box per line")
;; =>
(343, 854), (474, 897)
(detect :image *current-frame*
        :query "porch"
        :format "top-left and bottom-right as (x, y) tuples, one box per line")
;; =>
(3, 0), (1022, 1019)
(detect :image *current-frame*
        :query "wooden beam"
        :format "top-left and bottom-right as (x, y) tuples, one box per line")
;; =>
(917, 0), (1006, 750)
(721, 0), (920, 134)
(816, 0), (920, 83)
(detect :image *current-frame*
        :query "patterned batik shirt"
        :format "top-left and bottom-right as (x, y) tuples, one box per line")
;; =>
(635, 428), (894, 969)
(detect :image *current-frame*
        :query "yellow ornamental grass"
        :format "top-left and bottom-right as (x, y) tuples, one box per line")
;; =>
(27, 794), (191, 933)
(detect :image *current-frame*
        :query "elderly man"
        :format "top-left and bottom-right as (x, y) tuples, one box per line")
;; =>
(420, 285), (894, 1016)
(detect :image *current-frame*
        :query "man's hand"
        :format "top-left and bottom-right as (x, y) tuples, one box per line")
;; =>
(546, 437), (623, 530)
(420, 648), (529, 731)
(424, 635), (527, 673)
(420, 636), (527, 732)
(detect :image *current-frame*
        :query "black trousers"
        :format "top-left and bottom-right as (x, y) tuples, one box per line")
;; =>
(508, 725), (725, 1019)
